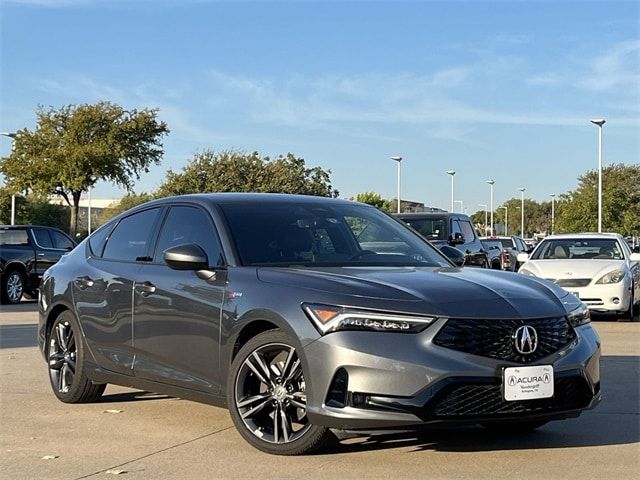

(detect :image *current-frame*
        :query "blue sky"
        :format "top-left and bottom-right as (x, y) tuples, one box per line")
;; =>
(1, 0), (639, 213)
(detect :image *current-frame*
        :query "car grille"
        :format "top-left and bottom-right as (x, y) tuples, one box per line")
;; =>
(433, 317), (576, 363)
(555, 279), (591, 287)
(426, 377), (592, 419)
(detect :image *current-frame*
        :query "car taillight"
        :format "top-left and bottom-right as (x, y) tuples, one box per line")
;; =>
(502, 250), (510, 266)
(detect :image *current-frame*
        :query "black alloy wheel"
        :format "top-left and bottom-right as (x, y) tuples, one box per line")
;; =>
(228, 330), (335, 455)
(47, 311), (106, 403)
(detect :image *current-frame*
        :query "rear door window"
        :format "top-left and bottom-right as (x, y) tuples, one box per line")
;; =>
(51, 231), (75, 250)
(32, 228), (54, 248)
(103, 208), (162, 262)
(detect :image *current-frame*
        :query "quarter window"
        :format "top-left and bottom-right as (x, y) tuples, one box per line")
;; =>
(103, 208), (161, 262)
(154, 206), (224, 266)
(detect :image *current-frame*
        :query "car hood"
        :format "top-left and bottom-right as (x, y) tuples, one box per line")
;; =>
(257, 266), (572, 319)
(522, 259), (625, 280)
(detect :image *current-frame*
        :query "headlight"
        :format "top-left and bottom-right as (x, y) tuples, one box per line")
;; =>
(567, 303), (590, 327)
(302, 303), (436, 334)
(595, 268), (625, 284)
(519, 268), (536, 276)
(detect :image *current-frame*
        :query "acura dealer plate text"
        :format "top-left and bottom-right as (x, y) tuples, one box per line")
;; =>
(503, 365), (554, 401)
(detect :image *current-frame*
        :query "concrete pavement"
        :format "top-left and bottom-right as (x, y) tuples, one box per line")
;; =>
(1, 302), (638, 479)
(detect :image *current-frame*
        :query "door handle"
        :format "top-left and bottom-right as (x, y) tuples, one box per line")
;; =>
(135, 281), (156, 297)
(37, 253), (45, 257)
(74, 276), (95, 290)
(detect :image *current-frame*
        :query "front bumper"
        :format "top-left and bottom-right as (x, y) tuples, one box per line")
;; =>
(565, 281), (631, 313)
(303, 319), (601, 430)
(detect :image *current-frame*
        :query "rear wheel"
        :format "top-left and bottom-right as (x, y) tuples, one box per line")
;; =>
(47, 311), (106, 403)
(1, 270), (24, 304)
(481, 420), (548, 433)
(228, 329), (335, 455)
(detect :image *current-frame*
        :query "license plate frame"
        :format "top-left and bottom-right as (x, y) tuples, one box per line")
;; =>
(503, 365), (554, 401)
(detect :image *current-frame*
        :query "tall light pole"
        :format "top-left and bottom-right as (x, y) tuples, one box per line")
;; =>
(479, 204), (488, 235)
(519, 187), (526, 237)
(487, 180), (495, 236)
(454, 200), (463, 213)
(550, 194), (556, 234)
(499, 206), (508, 235)
(391, 156), (402, 214)
(1, 132), (17, 225)
(590, 119), (605, 232)
(446, 170), (455, 212)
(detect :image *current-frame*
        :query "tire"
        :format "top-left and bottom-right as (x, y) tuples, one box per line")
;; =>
(618, 289), (635, 322)
(227, 329), (335, 455)
(481, 420), (548, 433)
(1, 269), (25, 304)
(47, 310), (106, 403)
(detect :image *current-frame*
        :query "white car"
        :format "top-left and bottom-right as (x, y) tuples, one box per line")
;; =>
(517, 233), (640, 321)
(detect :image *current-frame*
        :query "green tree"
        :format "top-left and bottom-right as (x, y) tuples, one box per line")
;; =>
(0, 102), (169, 235)
(0, 189), (69, 231)
(351, 192), (391, 210)
(158, 150), (338, 197)
(98, 192), (155, 224)
(555, 163), (640, 235)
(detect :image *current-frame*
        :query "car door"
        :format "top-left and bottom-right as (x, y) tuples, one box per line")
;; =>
(73, 207), (163, 376)
(132, 204), (226, 393)
(457, 219), (487, 267)
(30, 228), (63, 281)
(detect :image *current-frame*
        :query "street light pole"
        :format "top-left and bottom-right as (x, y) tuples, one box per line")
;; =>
(1, 132), (18, 225)
(590, 119), (605, 232)
(551, 194), (556, 234)
(391, 156), (402, 214)
(499, 206), (508, 235)
(446, 170), (455, 212)
(519, 188), (526, 237)
(479, 204), (488, 235)
(487, 180), (495, 236)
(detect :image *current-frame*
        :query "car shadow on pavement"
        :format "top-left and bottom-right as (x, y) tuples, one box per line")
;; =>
(331, 355), (639, 455)
(0, 323), (38, 348)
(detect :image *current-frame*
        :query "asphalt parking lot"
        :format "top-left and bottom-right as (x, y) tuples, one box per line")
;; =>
(0, 302), (638, 480)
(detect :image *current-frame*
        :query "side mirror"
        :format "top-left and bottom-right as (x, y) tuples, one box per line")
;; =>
(164, 244), (209, 271)
(440, 245), (465, 267)
(517, 252), (530, 263)
(448, 232), (465, 245)
(630, 253), (640, 262)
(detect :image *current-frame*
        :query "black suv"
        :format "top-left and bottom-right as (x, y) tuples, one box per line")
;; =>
(396, 212), (490, 268)
(0, 225), (76, 304)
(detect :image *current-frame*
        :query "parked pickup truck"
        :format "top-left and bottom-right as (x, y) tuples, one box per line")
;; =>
(481, 235), (530, 271)
(0, 225), (76, 304)
(396, 212), (495, 268)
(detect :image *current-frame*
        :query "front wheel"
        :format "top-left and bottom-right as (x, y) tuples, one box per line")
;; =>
(47, 311), (106, 403)
(228, 329), (335, 455)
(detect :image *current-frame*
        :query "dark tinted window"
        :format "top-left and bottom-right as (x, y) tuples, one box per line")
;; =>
(499, 238), (513, 249)
(458, 220), (476, 242)
(220, 203), (451, 267)
(51, 231), (74, 250)
(88, 223), (113, 257)
(103, 208), (161, 262)
(0, 229), (29, 246)
(154, 206), (224, 266)
(406, 218), (447, 241)
(32, 229), (53, 248)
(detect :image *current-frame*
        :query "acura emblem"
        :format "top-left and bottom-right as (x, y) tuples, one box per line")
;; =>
(513, 325), (538, 355)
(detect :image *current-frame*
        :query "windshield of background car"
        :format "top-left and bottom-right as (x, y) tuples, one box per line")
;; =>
(499, 239), (513, 248)
(405, 218), (447, 241)
(220, 203), (452, 267)
(531, 238), (624, 260)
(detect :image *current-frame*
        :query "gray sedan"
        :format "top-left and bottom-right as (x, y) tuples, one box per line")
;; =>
(37, 194), (601, 455)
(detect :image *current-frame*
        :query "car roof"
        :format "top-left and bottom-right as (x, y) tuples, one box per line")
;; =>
(540, 232), (624, 240)
(0, 225), (64, 230)
(147, 193), (361, 206)
(396, 212), (469, 219)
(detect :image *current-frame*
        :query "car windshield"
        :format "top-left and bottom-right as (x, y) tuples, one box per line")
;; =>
(531, 238), (624, 260)
(220, 202), (452, 267)
(403, 218), (447, 241)
(499, 239), (513, 249)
